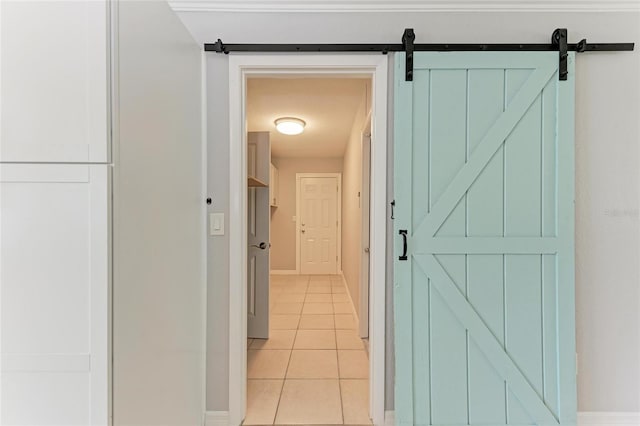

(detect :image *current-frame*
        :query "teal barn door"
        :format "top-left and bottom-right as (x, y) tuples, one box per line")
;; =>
(394, 52), (576, 426)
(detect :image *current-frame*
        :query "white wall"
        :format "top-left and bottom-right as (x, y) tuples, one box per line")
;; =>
(113, 2), (205, 424)
(189, 10), (640, 413)
(270, 157), (343, 271)
(206, 53), (231, 411)
(341, 85), (370, 320)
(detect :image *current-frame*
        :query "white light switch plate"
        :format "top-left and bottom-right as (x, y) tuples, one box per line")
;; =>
(209, 213), (225, 235)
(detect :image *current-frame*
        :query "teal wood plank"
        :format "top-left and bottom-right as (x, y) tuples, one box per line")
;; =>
(508, 387), (536, 425)
(468, 338), (507, 424)
(541, 76), (560, 417)
(414, 237), (558, 254)
(504, 69), (544, 419)
(412, 69), (431, 230)
(434, 253), (466, 292)
(466, 68), (507, 425)
(504, 74), (542, 237)
(501, 75), (532, 400)
(413, 52), (556, 70)
(467, 69), (505, 156)
(412, 423), (561, 426)
(411, 68), (432, 424)
(413, 64), (556, 240)
(541, 77), (558, 239)
(543, 253), (559, 415)
(504, 255), (543, 396)
(430, 282), (469, 424)
(415, 254), (558, 425)
(412, 262), (431, 424)
(393, 52), (415, 426)
(466, 255), (504, 341)
(431, 71), (466, 241)
(505, 69), (532, 107)
(556, 53), (577, 425)
(427, 68), (469, 425)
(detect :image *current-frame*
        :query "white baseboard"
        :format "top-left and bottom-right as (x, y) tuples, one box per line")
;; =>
(341, 272), (360, 328)
(384, 410), (395, 426)
(579, 412), (640, 425)
(205, 411), (229, 426)
(270, 269), (297, 275)
(381, 411), (640, 426)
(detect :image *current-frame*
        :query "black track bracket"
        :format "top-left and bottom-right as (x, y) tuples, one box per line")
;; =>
(553, 28), (569, 80)
(402, 29), (415, 81)
(211, 39), (228, 54)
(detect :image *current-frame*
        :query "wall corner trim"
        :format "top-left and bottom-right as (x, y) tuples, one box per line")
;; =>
(384, 410), (395, 426)
(205, 411), (230, 426)
(578, 412), (640, 425)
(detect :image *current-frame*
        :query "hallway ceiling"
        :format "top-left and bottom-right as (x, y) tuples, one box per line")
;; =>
(247, 78), (369, 158)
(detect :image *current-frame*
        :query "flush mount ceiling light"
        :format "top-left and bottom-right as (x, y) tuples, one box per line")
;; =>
(275, 117), (306, 135)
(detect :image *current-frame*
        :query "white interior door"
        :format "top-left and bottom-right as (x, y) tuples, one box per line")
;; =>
(0, 164), (109, 426)
(247, 132), (270, 339)
(299, 176), (339, 275)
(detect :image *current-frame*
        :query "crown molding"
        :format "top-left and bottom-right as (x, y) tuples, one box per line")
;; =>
(170, 0), (640, 13)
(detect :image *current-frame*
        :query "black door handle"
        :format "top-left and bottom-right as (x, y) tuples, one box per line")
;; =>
(399, 230), (408, 261)
(251, 242), (267, 250)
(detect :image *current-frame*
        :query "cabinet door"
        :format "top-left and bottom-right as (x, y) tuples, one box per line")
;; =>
(1, 164), (110, 426)
(0, 1), (109, 162)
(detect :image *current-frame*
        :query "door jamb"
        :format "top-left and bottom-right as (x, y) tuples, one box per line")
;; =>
(359, 113), (372, 339)
(228, 54), (388, 426)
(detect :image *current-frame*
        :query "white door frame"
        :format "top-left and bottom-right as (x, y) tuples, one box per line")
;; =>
(360, 114), (372, 338)
(295, 173), (342, 275)
(228, 54), (388, 426)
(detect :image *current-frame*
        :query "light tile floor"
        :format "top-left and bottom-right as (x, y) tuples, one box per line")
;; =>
(245, 274), (371, 425)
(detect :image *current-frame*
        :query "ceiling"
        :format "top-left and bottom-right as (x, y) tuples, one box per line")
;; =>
(171, 1), (640, 13)
(247, 78), (369, 158)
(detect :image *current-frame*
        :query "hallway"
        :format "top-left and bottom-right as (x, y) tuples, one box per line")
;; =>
(245, 274), (371, 425)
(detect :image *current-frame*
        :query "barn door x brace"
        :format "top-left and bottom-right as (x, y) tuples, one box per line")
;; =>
(205, 28), (634, 81)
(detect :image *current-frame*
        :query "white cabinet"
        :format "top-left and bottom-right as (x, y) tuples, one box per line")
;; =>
(0, 1), (109, 163)
(270, 163), (279, 207)
(248, 132), (270, 187)
(0, 164), (110, 426)
(0, 3), (111, 422)
(0, 2), (205, 424)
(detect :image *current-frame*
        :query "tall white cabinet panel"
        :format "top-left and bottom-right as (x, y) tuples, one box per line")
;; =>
(0, 164), (110, 426)
(0, 1), (109, 162)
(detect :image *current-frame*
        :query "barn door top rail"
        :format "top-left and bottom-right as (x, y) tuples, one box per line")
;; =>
(205, 28), (634, 81)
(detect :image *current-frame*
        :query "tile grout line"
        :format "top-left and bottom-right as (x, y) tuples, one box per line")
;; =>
(335, 290), (345, 426)
(262, 275), (363, 425)
(270, 275), (307, 425)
